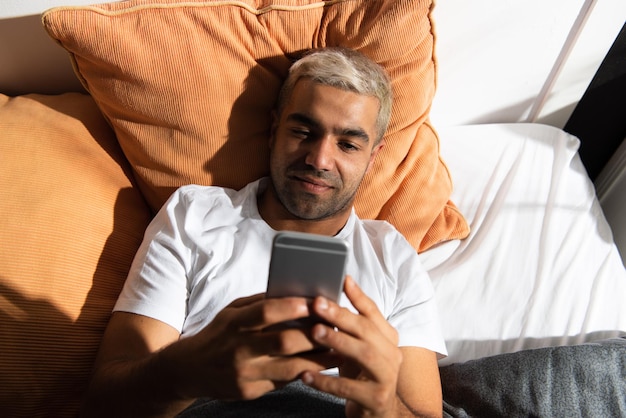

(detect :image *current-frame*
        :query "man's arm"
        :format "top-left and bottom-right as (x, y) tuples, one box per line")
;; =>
(81, 294), (338, 418)
(396, 347), (443, 417)
(81, 312), (193, 418)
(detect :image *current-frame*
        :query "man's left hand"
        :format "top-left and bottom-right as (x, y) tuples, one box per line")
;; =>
(300, 275), (404, 418)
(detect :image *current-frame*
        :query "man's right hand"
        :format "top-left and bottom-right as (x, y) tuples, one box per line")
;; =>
(170, 293), (340, 400)
(82, 294), (339, 418)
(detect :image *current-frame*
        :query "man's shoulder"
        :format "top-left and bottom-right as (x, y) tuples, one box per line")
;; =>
(158, 182), (261, 228)
(174, 180), (259, 206)
(159, 181), (263, 235)
(352, 217), (412, 249)
(175, 183), (238, 199)
(355, 217), (401, 236)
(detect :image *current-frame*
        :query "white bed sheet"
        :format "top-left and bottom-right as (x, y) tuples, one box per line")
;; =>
(421, 123), (626, 365)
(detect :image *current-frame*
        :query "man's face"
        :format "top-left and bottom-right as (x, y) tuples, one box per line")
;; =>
(269, 78), (383, 221)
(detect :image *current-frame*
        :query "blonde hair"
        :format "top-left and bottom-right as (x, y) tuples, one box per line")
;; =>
(276, 47), (393, 143)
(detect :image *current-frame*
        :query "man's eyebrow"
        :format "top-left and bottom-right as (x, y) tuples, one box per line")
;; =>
(286, 112), (370, 143)
(337, 126), (370, 143)
(286, 112), (319, 128)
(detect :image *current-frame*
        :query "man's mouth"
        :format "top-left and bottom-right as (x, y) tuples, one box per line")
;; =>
(291, 174), (334, 193)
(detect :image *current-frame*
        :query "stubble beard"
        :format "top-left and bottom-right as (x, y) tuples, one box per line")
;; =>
(272, 168), (356, 221)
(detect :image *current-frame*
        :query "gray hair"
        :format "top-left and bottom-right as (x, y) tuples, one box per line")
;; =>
(276, 47), (393, 143)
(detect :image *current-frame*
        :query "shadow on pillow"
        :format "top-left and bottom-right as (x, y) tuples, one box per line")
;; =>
(0, 93), (151, 417)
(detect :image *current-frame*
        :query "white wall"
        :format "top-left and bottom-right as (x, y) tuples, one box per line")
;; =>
(0, 1), (122, 95)
(536, 0), (626, 128)
(430, 0), (626, 129)
(1, 0), (100, 19)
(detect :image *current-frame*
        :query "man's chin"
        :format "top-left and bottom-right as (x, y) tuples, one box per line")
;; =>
(283, 202), (331, 221)
(287, 208), (328, 221)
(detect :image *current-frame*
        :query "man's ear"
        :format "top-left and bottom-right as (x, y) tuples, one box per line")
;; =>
(366, 140), (385, 173)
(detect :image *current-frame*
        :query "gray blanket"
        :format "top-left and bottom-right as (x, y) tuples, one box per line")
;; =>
(178, 338), (626, 417)
(179, 380), (345, 417)
(441, 338), (626, 417)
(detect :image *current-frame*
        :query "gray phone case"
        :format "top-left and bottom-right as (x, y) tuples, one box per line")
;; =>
(266, 231), (349, 301)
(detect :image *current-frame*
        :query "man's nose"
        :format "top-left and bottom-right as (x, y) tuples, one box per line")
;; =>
(304, 137), (334, 171)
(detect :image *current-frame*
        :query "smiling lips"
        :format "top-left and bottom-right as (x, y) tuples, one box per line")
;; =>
(292, 174), (334, 194)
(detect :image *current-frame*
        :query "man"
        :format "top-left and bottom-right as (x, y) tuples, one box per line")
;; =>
(82, 47), (446, 417)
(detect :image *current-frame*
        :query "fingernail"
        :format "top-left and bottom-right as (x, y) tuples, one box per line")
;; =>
(317, 297), (328, 311)
(314, 324), (327, 339)
(301, 372), (314, 385)
(345, 275), (354, 288)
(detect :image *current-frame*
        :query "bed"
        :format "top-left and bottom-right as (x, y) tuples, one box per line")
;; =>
(1, 0), (625, 416)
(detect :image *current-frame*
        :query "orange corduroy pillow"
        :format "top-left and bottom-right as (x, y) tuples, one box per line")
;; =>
(43, 0), (469, 252)
(0, 93), (152, 417)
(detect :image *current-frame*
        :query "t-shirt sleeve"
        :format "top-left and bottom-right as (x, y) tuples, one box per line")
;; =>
(385, 229), (448, 358)
(113, 188), (193, 332)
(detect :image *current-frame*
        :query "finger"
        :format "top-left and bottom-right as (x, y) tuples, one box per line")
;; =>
(301, 371), (395, 413)
(240, 352), (340, 384)
(309, 294), (379, 344)
(342, 276), (399, 345)
(247, 327), (319, 357)
(343, 276), (390, 331)
(343, 276), (377, 317)
(310, 322), (398, 380)
(271, 351), (341, 378)
(229, 297), (311, 330)
(226, 293), (265, 308)
(308, 304), (403, 389)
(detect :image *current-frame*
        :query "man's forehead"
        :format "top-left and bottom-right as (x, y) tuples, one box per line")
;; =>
(286, 79), (379, 118)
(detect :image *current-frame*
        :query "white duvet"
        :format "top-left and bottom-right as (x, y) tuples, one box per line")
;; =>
(421, 123), (626, 365)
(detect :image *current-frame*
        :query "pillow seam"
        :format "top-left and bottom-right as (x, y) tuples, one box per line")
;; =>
(42, 0), (351, 18)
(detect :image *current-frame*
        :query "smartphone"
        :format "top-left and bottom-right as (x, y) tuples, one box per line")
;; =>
(266, 231), (349, 329)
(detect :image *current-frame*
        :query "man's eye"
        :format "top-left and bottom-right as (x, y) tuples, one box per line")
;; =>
(339, 141), (359, 151)
(290, 129), (310, 139)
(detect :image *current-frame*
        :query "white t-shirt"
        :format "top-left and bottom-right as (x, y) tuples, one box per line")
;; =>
(114, 178), (447, 356)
